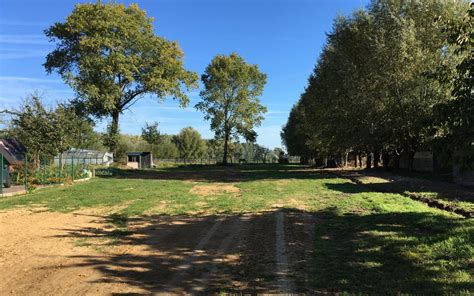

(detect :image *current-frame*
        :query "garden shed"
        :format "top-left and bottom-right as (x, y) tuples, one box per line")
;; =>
(127, 152), (153, 169)
(0, 138), (26, 189)
(54, 148), (114, 167)
(0, 138), (26, 165)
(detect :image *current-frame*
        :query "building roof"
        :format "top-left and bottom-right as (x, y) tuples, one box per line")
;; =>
(127, 152), (151, 156)
(0, 138), (26, 165)
(56, 148), (113, 159)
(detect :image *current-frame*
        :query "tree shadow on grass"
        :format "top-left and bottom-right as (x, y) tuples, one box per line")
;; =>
(337, 169), (474, 203)
(312, 208), (473, 294)
(98, 164), (336, 183)
(325, 180), (473, 218)
(51, 208), (473, 294)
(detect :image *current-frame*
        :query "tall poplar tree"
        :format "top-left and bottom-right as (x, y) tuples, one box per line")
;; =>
(196, 53), (267, 164)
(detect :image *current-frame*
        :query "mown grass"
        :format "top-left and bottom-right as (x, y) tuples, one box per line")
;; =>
(0, 164), (472, 294)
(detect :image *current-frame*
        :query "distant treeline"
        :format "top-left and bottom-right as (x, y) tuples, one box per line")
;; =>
(0, 95), (283, 165)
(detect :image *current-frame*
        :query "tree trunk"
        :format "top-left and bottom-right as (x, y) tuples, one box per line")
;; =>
(382, 152), (390, 170)
(393, 152), (400, 170)
(373, 151), (380, 168)
(366, 152), (372, 169)
(353, 153), (358, 167)
(222, 130), (229, 165)
(109, 110), (120, 154)
(408, 150), (415, 172)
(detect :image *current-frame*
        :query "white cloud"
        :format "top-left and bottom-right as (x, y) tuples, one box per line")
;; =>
(0, 76), (72, 107)
(0, 20), (49, 27)
(0, 76), (62, 84)
(0, 34), (49, 45)
(0, 49), (49, 59)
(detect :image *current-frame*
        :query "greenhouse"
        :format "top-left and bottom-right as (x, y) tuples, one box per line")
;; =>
(54, 148), (114, 166)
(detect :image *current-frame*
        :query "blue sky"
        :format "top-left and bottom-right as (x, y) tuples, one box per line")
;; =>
(0, 0), (368, 149)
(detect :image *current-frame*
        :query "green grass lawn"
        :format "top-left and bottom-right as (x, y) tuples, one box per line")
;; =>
(0, 164), (472, 294)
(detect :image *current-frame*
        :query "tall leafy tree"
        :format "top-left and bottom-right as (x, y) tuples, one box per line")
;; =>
(434, 3), (473, 168)
(9, 95), (94, 163)
(141, 122), (161, 151)
(281, 100), (317, 163)
(154, 135), (180, 159)
(44, 2), (198, 153)
(196, 53), (267, 164)
(172, 127), (204, 163)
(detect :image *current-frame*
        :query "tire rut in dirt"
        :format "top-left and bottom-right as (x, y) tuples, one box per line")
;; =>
(235, 212), (279, 293)
(166, 215), (240, 292)
(187, 215), (244, 293)
(73, 215), (231, 293)
(284, 210), (317, 292)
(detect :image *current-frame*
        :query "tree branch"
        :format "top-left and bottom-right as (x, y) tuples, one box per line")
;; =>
(0, 109), (20, 116)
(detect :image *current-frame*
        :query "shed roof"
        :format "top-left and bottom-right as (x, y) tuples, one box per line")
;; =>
(127, 152), (151, 156)
(0, 138), (26, 165)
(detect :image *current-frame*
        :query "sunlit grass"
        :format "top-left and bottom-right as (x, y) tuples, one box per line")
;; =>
(0, 164), (472, 293)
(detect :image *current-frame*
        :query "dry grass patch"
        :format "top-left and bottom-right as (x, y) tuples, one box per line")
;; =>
(271, 197), (309, 211)
(143, 200), (168, 215)
(358, 176), (390, 184)
(190, 184), (241, 196)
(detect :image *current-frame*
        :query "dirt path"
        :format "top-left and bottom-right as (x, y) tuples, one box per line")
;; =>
(0, 208), (316, 294)
(275, 211), (294, 292)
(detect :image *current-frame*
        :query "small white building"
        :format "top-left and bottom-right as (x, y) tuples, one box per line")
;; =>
(54, 148), (114, 167)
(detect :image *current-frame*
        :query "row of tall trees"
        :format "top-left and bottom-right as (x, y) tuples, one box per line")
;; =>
(282, 0), (472, 170)
(43, 2), (267, 165)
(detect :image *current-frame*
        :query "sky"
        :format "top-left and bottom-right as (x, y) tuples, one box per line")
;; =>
(0, 0), (368, 149)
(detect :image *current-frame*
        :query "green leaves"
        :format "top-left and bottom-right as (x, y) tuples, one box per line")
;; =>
(44, 2), (198, 152)
(282, 0), (469, 168)
(172, 127), (205, 161)
(141, 122), (161, 147)
(10, 95), (96, 158)
(196, 53), (267, 163)
(433, 3), (474, 168)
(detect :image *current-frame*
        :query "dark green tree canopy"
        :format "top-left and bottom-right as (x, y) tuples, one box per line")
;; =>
(44, 2), (198, 152)
(141, 122), (161, 148)
(196, 53), (267, 164)
(281, 0), (469, 170)
(172, 127), (204, 162)
(8, 95), (97, 160)
(434, 3), (473, 168)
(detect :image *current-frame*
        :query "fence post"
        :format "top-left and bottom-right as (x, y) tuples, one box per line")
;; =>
(59, 153), (62, 181)
(71, 155), (74, 181)
(42, 157), (46, 185)
(1, 154), (4, 195)
(24, 154), (28, 191)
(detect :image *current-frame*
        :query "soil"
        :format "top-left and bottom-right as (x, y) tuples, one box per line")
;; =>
(189, 184), (241, 196)
(0, 208), (316, 294)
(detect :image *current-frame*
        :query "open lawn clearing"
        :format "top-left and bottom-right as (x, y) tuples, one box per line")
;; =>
(0, 165), (472, 294)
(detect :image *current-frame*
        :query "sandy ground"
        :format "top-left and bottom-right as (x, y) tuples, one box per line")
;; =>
(0, 208), (315, 295)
